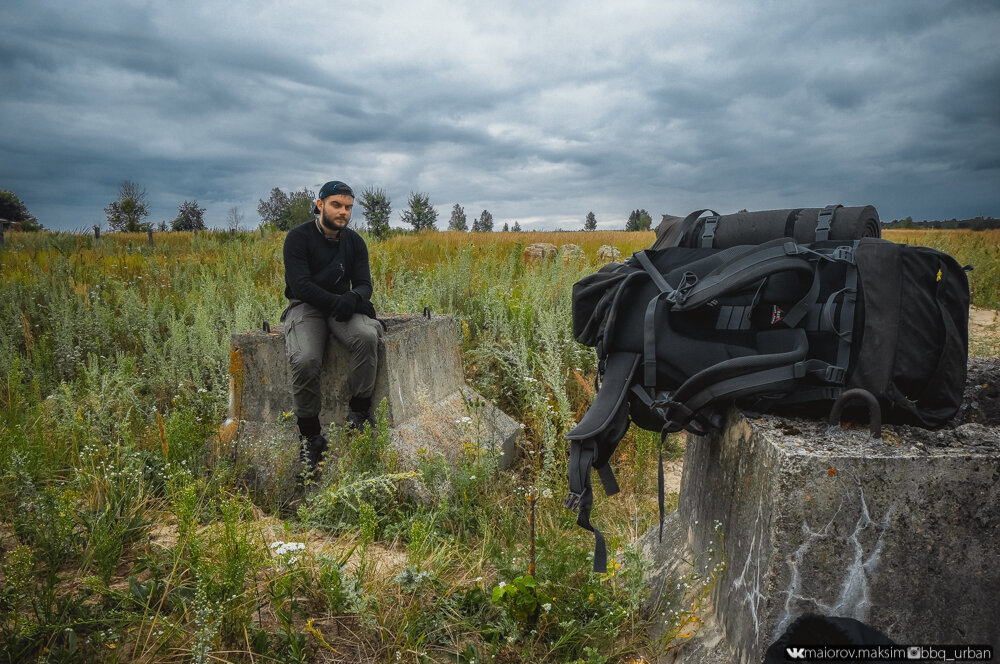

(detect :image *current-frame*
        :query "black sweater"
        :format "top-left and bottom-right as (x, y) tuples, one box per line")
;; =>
(283, 221), (376, 317)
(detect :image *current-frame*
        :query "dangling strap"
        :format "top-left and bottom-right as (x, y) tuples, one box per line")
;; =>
(565, 439), (608, 573)
(658, 428), (667, 542)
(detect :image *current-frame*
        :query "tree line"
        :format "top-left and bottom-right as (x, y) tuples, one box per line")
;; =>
(1, 183), (657, 237)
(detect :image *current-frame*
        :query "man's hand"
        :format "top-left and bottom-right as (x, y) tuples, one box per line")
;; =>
(331, 291), (361, 322)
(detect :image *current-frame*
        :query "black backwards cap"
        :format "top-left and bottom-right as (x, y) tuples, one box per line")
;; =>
(312, 180), (354, 213)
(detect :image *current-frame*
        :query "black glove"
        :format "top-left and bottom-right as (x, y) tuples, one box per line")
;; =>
(332, 291), (361, 322)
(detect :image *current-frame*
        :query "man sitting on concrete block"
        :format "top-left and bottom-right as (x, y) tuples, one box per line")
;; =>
(280, 180), (383, 468)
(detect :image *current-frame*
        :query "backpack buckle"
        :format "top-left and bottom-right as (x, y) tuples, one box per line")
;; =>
(825, 365), (847, 383)
(667, 271), (699, 305)
(564, 490), (584, 511)
(832, 246), (854, 262)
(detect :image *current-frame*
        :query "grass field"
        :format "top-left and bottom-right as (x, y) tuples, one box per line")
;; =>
(0, 228), (995, 663)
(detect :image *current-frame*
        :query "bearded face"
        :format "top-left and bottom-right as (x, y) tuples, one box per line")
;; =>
(316, 195), (353, 234)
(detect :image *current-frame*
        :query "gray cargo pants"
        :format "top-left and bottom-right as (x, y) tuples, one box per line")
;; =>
(281, 300), (382, 419)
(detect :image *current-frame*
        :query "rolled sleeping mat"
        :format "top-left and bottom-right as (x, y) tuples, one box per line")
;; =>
(651, 205), (881, 250)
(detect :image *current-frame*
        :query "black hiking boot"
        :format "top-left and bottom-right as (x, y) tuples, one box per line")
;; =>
(299, 433), (329, 470)
(346, 396), (374, 432)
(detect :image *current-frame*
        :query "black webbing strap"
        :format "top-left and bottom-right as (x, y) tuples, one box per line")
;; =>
(700, 214), (721, 248)
(664, 358), (848, 432)
(643, 293), (668, 386)
(627, 384), (666, 542)
(633, 250), (674, 294)
(782, 263), (822, 328)
(673, 241), (812, 311)
(815, 204), (842, 242)
(633, 251), (683, 387)
(595, 463), (620, 496)
(658, 428), (666, 542)
(755, 386), (844, 409)
(565, 439), (608, 573)
(676, 209), (720, 247)
(784, 208), (804, 239)
(664, 364), (803, 431)
(834, 249), (859, 376)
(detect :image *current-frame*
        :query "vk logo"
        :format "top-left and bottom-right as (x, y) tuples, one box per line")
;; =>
(785, 647), (807, 660)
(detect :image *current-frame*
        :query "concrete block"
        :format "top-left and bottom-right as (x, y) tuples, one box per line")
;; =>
(224, 314), (520, 471)
(642, 390), (1000, 663)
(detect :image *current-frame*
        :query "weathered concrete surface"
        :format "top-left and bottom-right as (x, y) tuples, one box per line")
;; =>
(224, 314), (520, 470)
(559, 244), (584, 263)
(641, 404), (1000, 663)
(596, 245), (623, 263)
(524, 242), (558, 261)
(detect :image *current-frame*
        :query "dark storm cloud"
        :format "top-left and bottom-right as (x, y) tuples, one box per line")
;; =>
(0, 0), (997, 230)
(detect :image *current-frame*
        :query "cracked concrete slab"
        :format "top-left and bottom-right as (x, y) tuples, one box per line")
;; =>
(642, 394), (1000, 663)
(223, 314), (520, 472)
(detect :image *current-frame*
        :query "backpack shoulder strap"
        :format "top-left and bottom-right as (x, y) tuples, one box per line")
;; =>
(565, 352), (639, 574)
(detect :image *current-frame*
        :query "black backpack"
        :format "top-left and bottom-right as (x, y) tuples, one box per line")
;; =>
(564, 206), (970, 572)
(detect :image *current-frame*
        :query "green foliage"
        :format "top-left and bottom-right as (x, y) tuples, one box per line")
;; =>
(171, 199), (207, 231)
(472, 209), (493, 232)
(448, 203), (468, 231)
(104, 180), (151, 232)
(285, 196), (316, 230)
(401, 191), (438, 231)
(257, 186), (315, 231)
(625, 209), (652, 232)
(584, 211), (597, 231)
(491, 574), (548, 626)
(257, 187), (290, 227)
(359, 186), (392, 240)
(0, 189), (42, 230)
(0, 227), (894, 662)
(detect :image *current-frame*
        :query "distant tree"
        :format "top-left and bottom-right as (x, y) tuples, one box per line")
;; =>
(258, 186), (316, 231)
(900, 216), (914, 229)
(284, 191), (316, 229)
(502, 222), (509, 232)
(625, 209), (652, 232)
(171, 200), (207, 231)
(156, 220), (168, 232)
(472, 209), (494, 232)
(226, 206), (244, 232)
(401, 192), (438, 231)
(359, 186), (392, 240)
(105, 181), (151, 232)
(584, 211), (597, 231)
(636, 209), (652, 231)
(0, 189), (42, 230)
(512, 220), (522, 232)
(625, 210), (639, 232)
(257, 187), (290, 227)
(448, 203), (468, 231)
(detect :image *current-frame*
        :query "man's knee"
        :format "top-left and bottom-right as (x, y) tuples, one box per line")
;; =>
(290, 353), (323, 381)
(348, 321), (379, 354)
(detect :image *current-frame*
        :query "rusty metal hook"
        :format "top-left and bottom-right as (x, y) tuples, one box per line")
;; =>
(828, 388), (882, 439)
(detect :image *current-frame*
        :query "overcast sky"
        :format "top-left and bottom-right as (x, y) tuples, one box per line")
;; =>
(2, 0), (998, 231)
